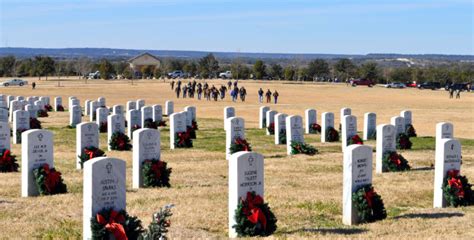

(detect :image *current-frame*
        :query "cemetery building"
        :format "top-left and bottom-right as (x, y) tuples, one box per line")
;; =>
(128, 52), (161, 78)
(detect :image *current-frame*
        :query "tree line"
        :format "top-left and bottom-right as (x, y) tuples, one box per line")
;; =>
(0, 54), (472, 84)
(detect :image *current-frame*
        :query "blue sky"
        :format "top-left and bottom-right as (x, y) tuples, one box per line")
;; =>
(0, 0), (472, 54)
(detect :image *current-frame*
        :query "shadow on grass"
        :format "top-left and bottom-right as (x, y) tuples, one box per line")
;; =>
(266, 154), (287, 159)
(393, 212), (464, 219)
(282, 227), (366, 235)
(410, 166), (434, 172)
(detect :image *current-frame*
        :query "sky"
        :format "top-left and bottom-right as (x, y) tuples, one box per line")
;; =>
(0, 0), (473, 55)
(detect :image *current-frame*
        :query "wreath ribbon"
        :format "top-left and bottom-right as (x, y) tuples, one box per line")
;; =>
(389, 152), (401, 166)
(243, 192), (267, 230)
(84, 149), (96, 160)
(235, 138), (250, 151)
(363, 188), (376, 208)
(96, 210), (127, 240)
(1, 150), (11, 163)
(447, 169), (464, 198)
(42, 164), (61, 193)
(178, 131), (190, 145)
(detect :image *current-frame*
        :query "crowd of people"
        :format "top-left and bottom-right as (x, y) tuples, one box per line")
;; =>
(170, 80), (280, 104)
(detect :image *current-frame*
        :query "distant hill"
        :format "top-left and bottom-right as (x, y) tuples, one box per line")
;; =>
(1, 47), (472, 62)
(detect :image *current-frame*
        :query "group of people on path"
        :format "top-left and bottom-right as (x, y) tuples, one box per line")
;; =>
(170, 79), (280, 104)
(448, 88), (462, 99)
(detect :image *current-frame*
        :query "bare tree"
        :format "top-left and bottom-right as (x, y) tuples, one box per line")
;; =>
(74, 57), (93, 79)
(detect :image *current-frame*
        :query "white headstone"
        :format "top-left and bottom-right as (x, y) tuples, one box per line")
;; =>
(84, 100), (91, 116)
(169, 112), (186, 149)
(225, 117), (245, 160)
(274, 113), (288, 145)
(433, 139), (461, 208)
(13, 110), (30, 144)
(21, 129), (54, 197)
(126, 101), (137, 112)
(9, 100), (21, 122)
(265, 110), (277, 135)
(141, 106), (154, 127)
(0, 122), (10, 151)
(0, 108), (8, 122)
(436, 122), (453, 145)
(89, 101), (99, 121)
(70, 99), (80, 111)
(96, 107), (109, 126)
(305, 109), (317, 134)
(400, 110), (412, 127)
(184, 106), (197, 121)
(342, 115), (357, 151)
(165, 100), (174, 116)
(183, 110), (192, 128)
(126, 109), (141, 138)
(113, 105), (124, 115)
(286, 115), (304, 155)
(228, 151), (264, 238)
(375, 124), (396, 173)
(136, 99), (145, 110)
(391, 116), (405, 135)
(83, 157), (126, 240)
(76, 122), (99, 169)
(54, 97), (63, 111)
(340, 107), (352, 125)
(70, 105), (82, 127)
(343, 145), (373, 225)
(107, 114), (125, 151)
(223, 106), (235, 130)
(152, 105), (163, 123)
(25, 104), (36, 119)
(321, 112), (335, 143)
(97, 97), (106, 107)
(363, 112), (376, 141)
(259, 106), (270, 128)
(132, 128), (161, 189)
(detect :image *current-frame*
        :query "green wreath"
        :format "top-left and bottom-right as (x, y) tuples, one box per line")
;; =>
(29, 117), (42, 129)
(187, 126), (197, 139)
(140, 205), (174, 240)
(347, 134), (364, 146)
(267, 123), (275, 135)
(156, 120), (167, 127)
(174, 131), (193, 148)
(90, 208), (144, 240)
(37, 109), (49, 118)
(382, 151), (411, 172)
(325, 127), (339, 142)
(142, 159), (172, 188)
(56, 105), (65, 112)
(109, 132), (132, 151)
(0, 149), (19, 172)
(44, 104), (53, 112)
(99, 122), (107, 133)
(290, 141), (318, 155)
(309, 123), (321, 134)
(233, 191), (277, 237)
(405, 124), (417, 138)
(442, 169), (474, 207)
(144, 118), (158, 129)
(78, 146), (106, 169)
(396, 133), (412, 150)
(32, 163), (68, 195)
(279, 129), (287, 144)
(16, 128), (27, 144)
(352, 184), (386, 223)
(230, 137), (252, 154)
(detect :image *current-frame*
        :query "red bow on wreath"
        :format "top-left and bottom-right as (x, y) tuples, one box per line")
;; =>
(178, 131), (190, 145)
(242, 192), (267, 230)
(351, 135), (363, 145)
(447, 169), (464, 198)
(0, 150), (11, 164)
(364, 188), (376, 208)
(96, 210), (127, 240)
(151, 161), (164, 179)
(84, 148), (96, 160)
(390, 153), (401, 166)
(42, 164), (61, 193)
(235, 138), (250, 151)
(117, 136), (127, 149)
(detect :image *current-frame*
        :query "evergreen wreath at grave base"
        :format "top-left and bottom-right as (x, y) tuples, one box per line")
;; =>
(16, 128), (27, 144)
(396, 133), (412, 150)
(78, 146), (106, 169)
(279, 129), (287, 144)
(369, 130), (377, 140)
(56, 105), (65, 112)
(233, 191), (277, 237)
(156, 120), (167, 127)
(382, 151), (411, 172)
(352, 184), (387, 223)
(325, 127), (339, 142)
(267, 123), (275, 135)
(187, 126), (197, 139)
(405, 124), (417, 138)
(230, 137), (252, 154)
(144, 118), (158, 129)
(174, 131), (193, 148)
(0, 149), (19, 172)
(91, 208), (144, 240)
(33, 163), (67, 195)
(290, 141), (318, 155)
(44, 104), (53, 112)
(442, 169), (474, 207)
(347, 134), (364, 146)
(67, 125), (76, 129)
(309, 123), (321, 134)
(109, 132), (132, 151)
(37, 109), (49, 118)
(142, 159), (172, 188)
(99, 122), (107, 133)
(29, 117), (42, 129)
(140, 204), (174, 240)
(192, 120), (198, 130)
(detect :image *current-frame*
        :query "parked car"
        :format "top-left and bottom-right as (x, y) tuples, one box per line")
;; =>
(219, 71), (232, 79)
(417, 82), (441, 90)
(1, 78), (28, 87)
(167, 70), (185, 79)
(385, 82), (406, 88)
(350, 79), (374, 87)
(87, 71), (100, 79)
(406, 81), (417, 88)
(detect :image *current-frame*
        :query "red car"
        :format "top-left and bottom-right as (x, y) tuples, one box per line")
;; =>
(406, 82), (417, 88)
(350, 79), (374, 87)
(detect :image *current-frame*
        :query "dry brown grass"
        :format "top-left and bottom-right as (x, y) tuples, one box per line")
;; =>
(0, 77), (473, 239)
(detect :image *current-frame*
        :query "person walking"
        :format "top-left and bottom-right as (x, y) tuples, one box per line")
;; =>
(265, 89), (272, 103)
(456, 89), (461, 99)
(273, 90), (279, 104)
(170, 80), (175, 90)
(32, 82), (36, 90)
(258, 88), (264, 103)
(449, 88), (454, 98)
(175, 85), (181, 98)
(240, 87), (247, 102)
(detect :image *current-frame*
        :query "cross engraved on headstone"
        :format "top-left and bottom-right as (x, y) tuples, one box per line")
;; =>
(106, 162), (112, 174)
(38, 133), (43, 142)
(248, 156), (254, 166)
